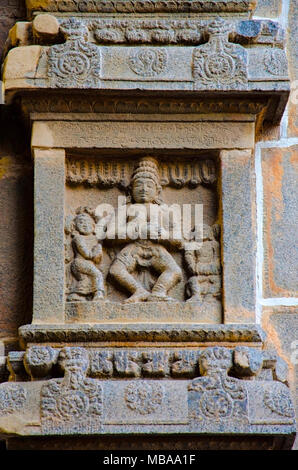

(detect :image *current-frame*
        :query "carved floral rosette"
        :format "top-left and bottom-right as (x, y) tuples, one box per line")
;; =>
(48, 18), (101, 88)
(193, 19), (248, 90)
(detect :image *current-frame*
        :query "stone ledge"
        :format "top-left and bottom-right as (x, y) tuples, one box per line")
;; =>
(19, 323), (266, 346)
(5, 434), (296, 450)
(65, 300), (222, 324)
(26, 0), (256, 16)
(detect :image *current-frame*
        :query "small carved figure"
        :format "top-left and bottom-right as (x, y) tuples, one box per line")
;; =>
(67, 208), (105, 302)
(185, 223), (221, 302)
(100, 157), (183, 303)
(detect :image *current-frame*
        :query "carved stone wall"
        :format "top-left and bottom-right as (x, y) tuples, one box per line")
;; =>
(0, 0), (297, 450)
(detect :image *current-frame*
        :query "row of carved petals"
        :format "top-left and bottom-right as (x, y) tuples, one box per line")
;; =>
(28, 0), (254, 15)
(66, 159), (217, 187)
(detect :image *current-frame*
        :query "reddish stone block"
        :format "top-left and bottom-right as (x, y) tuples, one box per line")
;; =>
(262, 146), (298, 297)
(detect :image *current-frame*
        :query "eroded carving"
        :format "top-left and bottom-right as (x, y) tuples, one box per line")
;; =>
(142, 351), (170, 377)
(124, 382), (164, 415)
(264, 49), (288, 76)
(66, 207), (105, 302)
(48, 17), (100, 88)
(90, 351), (114, 378)
(0, 384), (27, 415)
(128, 48), (168, 77)
(102, 157), (183, 303)
(114, 351), (142, 377)
(171, 351), (199, 378)
(188, 347), (248, 422)
(41, 347), (103, 433)
(27, 1), (257, 15)
(185, 224), (221, 303)
(264, 389), (295, 419)
(193, 18), (248, 90)
(24, 346), (58, 379)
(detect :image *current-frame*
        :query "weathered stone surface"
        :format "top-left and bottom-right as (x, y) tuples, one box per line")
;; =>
(262, 146), (298, 297)
(287, 0), (298, 138)
(66, 301), (222, 324)
(253, 0), (281, 18)
(33, 148), (65, 323)
(3, 45), (42, 79)
(0, 107), (33, 339)
(233, 346), (263, 377)
(0, 346), (295, 446)
(262, 307), (298, 449)
(26, 0), (257, 15)
(32, 14), (59, 42)
(31, 121), (255, 149)
(9, 22), (31, 48)
(220, 149), (256, 323)
(18, 324), (266, 347)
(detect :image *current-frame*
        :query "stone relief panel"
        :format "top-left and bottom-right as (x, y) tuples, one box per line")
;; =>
(41, 347), (103, 434)
(188, 347), (249, 427)
(128, 48), (168, 77)
(65, 207), (105, 302)
(48, 17), (101, 88)
(0, 346), (294, 437)
(193, 18), (248, 90)
(64, 155), (221, 321)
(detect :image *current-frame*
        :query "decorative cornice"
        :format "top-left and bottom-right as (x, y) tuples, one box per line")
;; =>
(19, 323), (266, 346)
(20, 95), (267, 115)
(26, 0), (256, 16)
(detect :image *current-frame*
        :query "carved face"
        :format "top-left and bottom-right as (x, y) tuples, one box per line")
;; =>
(75, 214), (94, 235)
(132, 178), (158, 203)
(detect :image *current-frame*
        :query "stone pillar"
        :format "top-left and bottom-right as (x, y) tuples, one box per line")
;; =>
(220, 149), (256, 324)
(33, 147), (65, 324)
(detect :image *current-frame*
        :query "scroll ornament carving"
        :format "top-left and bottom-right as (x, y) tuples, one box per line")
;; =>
(128, 48), (168, 77)
(264, 389), (295, 418)
(48, 17), (100, 88)
(188, 348), (248, 422)
(124, 382), (164, 415)
(41, 348), (103, 432)
(264, 49), (288, 76)
(193, 18), (248, 90)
